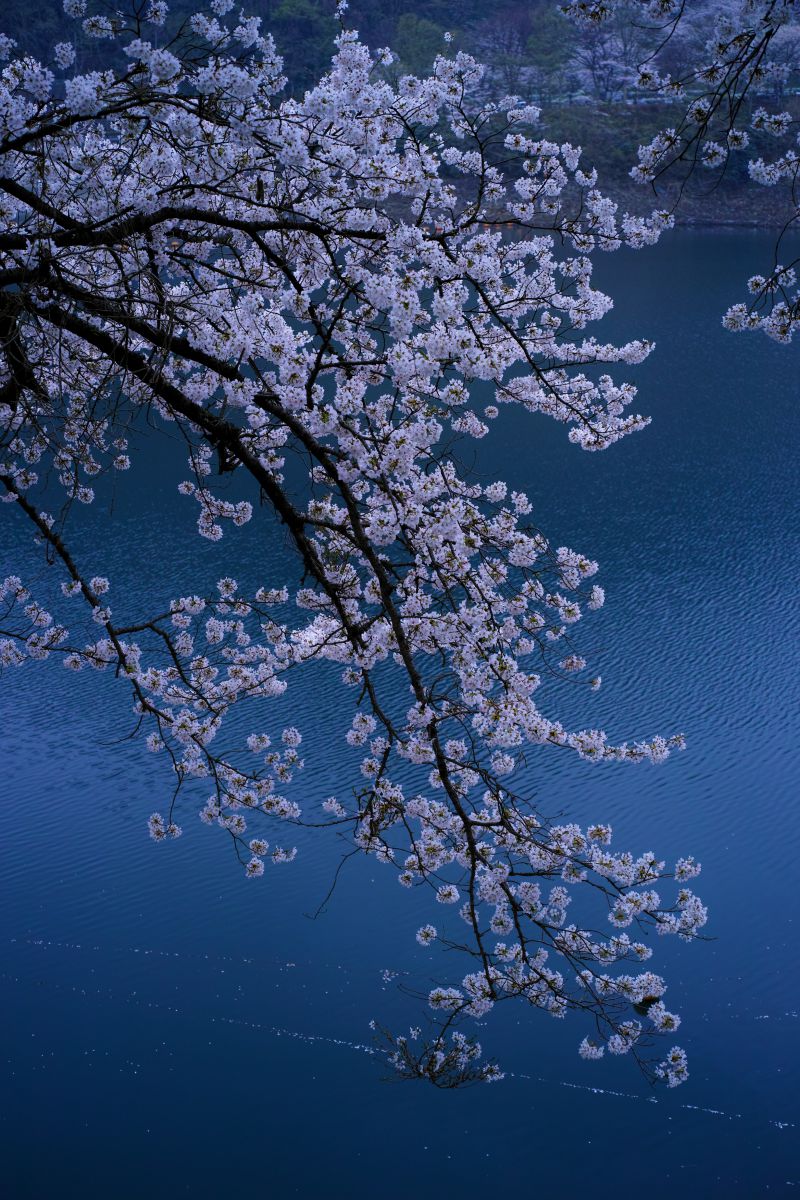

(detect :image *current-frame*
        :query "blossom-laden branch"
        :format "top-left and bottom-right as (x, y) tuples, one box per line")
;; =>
(1, 1), (705, 1088)
(563, 0), (800, 341)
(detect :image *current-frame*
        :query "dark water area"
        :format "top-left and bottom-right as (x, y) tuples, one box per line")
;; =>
(1, 230), (798, 1197)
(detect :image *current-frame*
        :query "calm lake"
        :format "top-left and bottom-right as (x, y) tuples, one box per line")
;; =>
(2, 229), (798, 1197)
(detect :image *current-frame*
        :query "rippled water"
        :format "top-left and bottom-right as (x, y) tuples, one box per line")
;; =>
(2, 231), (798, 1198)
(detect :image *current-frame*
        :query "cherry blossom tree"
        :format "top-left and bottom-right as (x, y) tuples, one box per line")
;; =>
(567, 1), (653, 102)
(5, 0), (791, 1091)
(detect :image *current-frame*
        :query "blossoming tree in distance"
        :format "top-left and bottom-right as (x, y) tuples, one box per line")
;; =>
(1, 0), (793, 1088)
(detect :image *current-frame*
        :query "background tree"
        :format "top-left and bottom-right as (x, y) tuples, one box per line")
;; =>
(266, 0), (336, 93)
(527, 6), (579, 104)
(394, 13), (446, 75)
(470, 4), (538, 96)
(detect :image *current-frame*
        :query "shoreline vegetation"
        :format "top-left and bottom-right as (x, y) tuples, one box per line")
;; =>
(535, 100), (800, 232)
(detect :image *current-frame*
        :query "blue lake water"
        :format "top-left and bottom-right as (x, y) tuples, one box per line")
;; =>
(1, 230), (798, 1197)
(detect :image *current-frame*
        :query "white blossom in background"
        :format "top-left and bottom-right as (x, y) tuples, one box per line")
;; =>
(0, 0), (728, 1087)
